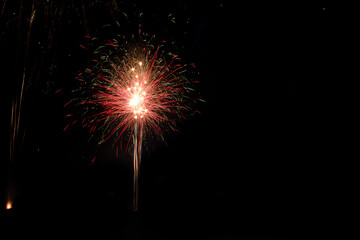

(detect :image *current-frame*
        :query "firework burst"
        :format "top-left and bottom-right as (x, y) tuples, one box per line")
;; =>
(92, 46), (190, 144)
(66, 38), (199, 211)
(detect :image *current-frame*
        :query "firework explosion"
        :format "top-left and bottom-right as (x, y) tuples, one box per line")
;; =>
(66, 38), (199, 210)
(91, 47), (191, 144)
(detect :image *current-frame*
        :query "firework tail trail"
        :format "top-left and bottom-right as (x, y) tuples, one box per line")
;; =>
(133, 119), (145, 211)
(7, 0), (36, 209)
(15, 0), (35, 146)
(132, 122), (138, 211)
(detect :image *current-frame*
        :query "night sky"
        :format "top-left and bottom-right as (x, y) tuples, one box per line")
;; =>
(1, 1), (336, 239)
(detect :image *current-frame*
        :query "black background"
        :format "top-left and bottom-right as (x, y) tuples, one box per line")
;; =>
(1, 1), (338, 239)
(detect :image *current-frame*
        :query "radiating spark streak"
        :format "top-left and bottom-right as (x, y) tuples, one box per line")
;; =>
(1, 0), (7, 17)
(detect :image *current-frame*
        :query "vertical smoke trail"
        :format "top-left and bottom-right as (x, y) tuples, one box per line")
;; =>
(132, 121), (143, 211)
